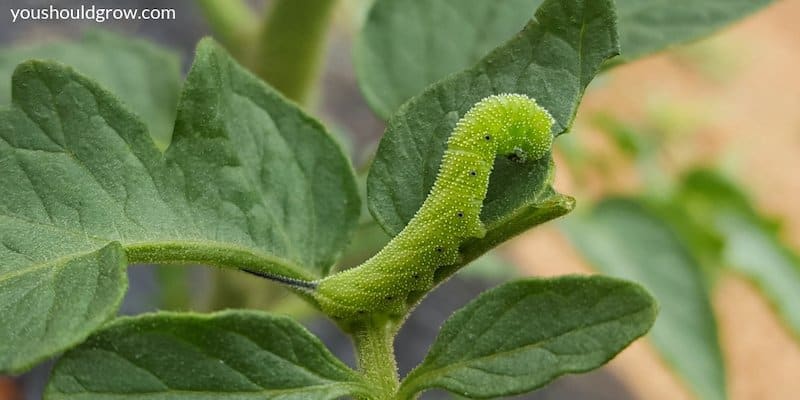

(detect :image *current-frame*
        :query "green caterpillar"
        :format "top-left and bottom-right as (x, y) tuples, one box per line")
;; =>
(312, 93), (555, 320)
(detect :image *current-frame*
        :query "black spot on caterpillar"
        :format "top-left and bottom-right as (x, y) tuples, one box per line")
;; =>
(311, 94), (555, 320)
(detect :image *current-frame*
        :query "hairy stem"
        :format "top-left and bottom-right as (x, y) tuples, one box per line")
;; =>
(255, 0), (338, 104)
(352, 318), (400, 399)
(196, 0), (258, 59)
(124, 240), (315, 281)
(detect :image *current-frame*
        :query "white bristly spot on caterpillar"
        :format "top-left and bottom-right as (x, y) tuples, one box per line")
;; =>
(309, 94), (555, 322)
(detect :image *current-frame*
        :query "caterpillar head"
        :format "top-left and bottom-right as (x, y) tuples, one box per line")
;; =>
(469, 94), (555, 161)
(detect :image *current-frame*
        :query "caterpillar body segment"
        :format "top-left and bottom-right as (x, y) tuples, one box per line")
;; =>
(314, 94), (555, 321)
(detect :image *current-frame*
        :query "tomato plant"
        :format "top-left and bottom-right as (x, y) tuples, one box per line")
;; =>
(0, 0), (782, 399)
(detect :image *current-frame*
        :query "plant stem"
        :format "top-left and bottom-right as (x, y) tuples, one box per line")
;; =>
(352, 317), (400, 399)
(124, 240), (315, 281)
(255, 0), (338, 104)
(196, 0), (258, 59)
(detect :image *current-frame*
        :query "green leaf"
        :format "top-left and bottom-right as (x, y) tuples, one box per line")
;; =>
(356, 0), (773, 119)
(45, 310), (369, 399)
(678, 169), (800, 341)
(367, 0), (614, 256)
(398, 275), (657, 399)
(649, 201), (726, 281)
(590, 113), (646, 158)
(0, 243), (127, 374)
(614, 0), (773, 63)
(0, 30), (181, 148)
(563, 199), (726, 400)
(355, 0), (543, 119)
(167, 39), (360, 274)
(0, 39), (359, 373)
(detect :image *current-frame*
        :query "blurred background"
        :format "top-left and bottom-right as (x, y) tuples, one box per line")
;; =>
(1, 0), (798, 399)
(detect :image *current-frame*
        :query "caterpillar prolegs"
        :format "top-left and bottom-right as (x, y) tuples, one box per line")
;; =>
(312, 94), (555, 320)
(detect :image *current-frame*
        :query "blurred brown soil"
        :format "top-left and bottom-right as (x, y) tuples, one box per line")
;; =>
(0, 377), (21, 400)
(508, 1), (800, 399)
